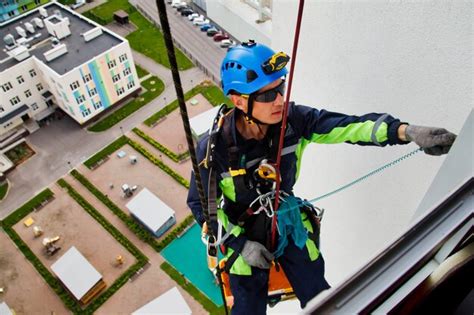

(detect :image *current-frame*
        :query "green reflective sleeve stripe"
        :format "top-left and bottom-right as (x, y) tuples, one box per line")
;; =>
(217, 208), (243, 237)
(225, 248), (252, 275)
(295, 138), (310, 180)
(219, 177), (236, 202)
(311, 121), (389, 144)
(301, 212), (320, 261)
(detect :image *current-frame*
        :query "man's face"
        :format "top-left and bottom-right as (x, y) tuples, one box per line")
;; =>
(232, 78), (285, 124)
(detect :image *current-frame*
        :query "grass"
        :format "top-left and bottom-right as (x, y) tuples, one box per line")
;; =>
(144, 81), (232, 126)
(83, 136), (128, 169)
(161, 262), (226, 315)
(135, 64), (149, 78)
(126, 11), (193, 71)
(0, 181), (8, 201)
(83, 0), (135, 25)
(88, 76), (164, 132)
(5, 142), (35, 165)
(57, 0), (75, 5)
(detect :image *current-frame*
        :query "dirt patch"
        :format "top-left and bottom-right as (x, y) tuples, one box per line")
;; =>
(4, 142), (35, 166)
(13, 185), (137, 296)
(143, 94), (214, 154)
(82, 143), (190, 233)
(0, 231), (69, 315)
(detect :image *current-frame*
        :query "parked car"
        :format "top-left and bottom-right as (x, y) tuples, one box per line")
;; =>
(181, 8), (194, 16)
(172, 1), (186, 8)
(200, 24), (213, 31)
(220, 39), (235, 48)
(188, 13), (201, 21)
(213, 32), (229, 41)
(177, 5), (190, 12)
(206, 27), (219, 36)
(194, 18), (210, 26)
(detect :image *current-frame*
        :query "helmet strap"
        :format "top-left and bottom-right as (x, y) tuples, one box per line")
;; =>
(243, 93), (267, 126)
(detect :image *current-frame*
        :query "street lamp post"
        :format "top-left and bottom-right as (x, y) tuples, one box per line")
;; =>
(119, 126), (124, 136)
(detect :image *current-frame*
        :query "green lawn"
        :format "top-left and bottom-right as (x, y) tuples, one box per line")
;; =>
(83, 0), (135, 25)
(126, 11), (193, 71)
(88, 76), (165, 132)
(144, 82), (232, 126)
(135, 64), (149, 78)
(0, 181), (8, 201)
(57, 0), (75, 5)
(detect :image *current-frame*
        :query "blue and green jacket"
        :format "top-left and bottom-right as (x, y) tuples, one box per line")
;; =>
(187, 103), (408, 273)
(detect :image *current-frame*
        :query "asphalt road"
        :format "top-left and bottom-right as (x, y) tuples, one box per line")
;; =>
(132, 0), (228, 83)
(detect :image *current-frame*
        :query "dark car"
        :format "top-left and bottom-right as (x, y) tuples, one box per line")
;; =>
(200, 24), (213, 31)
(177, 5), (190, 12)
(213, 32), (229, 42)
(181, 8), (193, 16)
(206, 27), (219, 36)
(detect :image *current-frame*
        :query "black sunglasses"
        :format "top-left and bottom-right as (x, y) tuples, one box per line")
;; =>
(242, 80), (286, 103)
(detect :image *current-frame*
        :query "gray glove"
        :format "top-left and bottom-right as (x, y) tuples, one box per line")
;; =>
(405, 125), (457, 156)
(241, 240), (274, 269)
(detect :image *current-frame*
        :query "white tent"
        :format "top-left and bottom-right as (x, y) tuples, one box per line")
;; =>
(132, 287), (192, 315)
(189, 106), (220, 139)
(126, 188), (176, 237)
(0, 302), (13, 315)
(51, 246), (102, 300)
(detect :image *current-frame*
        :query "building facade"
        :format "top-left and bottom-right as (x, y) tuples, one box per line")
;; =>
(0, 2), (140, 143)
(0, 0), (47, 23)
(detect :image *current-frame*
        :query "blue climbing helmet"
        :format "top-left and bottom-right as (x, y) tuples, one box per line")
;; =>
(221, 40), (289, 96)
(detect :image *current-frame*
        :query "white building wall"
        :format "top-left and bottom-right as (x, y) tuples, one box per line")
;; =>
(206, 0), (271, 45)
(271, 1), (472, 287)
(0, 58), (48, 133)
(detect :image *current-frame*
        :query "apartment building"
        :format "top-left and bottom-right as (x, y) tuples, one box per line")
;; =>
(0, 0), (46, 23)
(0, 2), (140, 144)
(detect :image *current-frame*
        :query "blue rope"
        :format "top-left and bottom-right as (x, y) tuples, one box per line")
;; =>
(308, 148), (422, 203)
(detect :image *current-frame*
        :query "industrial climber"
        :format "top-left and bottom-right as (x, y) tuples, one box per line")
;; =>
(187, 40), (457, 314)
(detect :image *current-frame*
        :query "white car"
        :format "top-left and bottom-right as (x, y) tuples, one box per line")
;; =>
(220, 39), (236, 48)
(194, 18), (210, 26)
(188, 13), (200, 21)
(171, 1), (186, 8)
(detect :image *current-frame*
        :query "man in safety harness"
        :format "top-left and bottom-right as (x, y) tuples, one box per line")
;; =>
(187, 40), (456, 314)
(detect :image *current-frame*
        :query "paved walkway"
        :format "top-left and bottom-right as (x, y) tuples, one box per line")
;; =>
(0, 52), (208, 219)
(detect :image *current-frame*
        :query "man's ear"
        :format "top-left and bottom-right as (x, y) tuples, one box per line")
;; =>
(229, 94), (247, 113)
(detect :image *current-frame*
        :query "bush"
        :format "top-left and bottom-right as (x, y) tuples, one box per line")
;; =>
(0, 181), (9, 201)
(1, 189), (54, 228)
(83, 136), (128, 169)
(127, 139), (190, 188)
(88, 76), (165, 132)
(132, 128), (189, 162)
(144, 82), (232, 126)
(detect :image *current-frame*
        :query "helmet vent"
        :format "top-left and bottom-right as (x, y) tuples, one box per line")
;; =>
(246, 70), (258, 83)
(237, 64), (242, 69)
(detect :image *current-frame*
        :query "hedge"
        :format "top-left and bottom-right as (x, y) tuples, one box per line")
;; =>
(88, 76), (165, 132)
(0, 181), (8, 200)
(83, 136), (128, 169)
(0, 189), (82, 313)
(127, 138), (190, 188)
(132, 128), (189, 162)
(161, 262), (225, 314)
(144, 82), (232, 127)
(57, 179), (148, 313)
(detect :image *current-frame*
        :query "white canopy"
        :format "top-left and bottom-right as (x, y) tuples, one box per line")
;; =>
(189, 106), (220, 139)
(132, 287), (191, 315)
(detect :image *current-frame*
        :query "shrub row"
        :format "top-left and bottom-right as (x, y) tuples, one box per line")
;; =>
(144, 82), (232, 127)
(160, 262), (225, 314)
(88, 76), (165, 132)
(57, 179), (148, 312)
(127, 139), (190, 188)
(132, 128), (189, 163)
(0, 189), (82, 313)
(83, 136), (128, 169)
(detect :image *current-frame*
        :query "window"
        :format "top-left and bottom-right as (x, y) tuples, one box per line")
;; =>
(83, 73), (92, 83)
(0, 106), (4, 113)
(116, 87), (125, 96)
(21, 5), (27, 11)
(88, 87), (97, 97)
(10, 96), (20, 106)
(36, 83), (43, 91)
(17, 75), (25, 84)
(1, 82), (12, 92)
(81, 108), (91, 117)
(35, 0), (41, 4)
(112, 73), (121, 83)
(107, 59), (117, 69)
(127, 80), (135, 90)
(69, 81), (80, 91)
(29, 69), (37, 77)
(24, 89), (32, 98)
(119, 54), (128, 63)
(93, 100), (102, 110)
(123, 67), (132, 76)
(31, 103), (39, 110)
(76, 94), (86, 104)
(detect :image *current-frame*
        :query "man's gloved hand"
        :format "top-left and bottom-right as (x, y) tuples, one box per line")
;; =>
(405, 125), (457, 156)
(241, 240), (274, 269)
